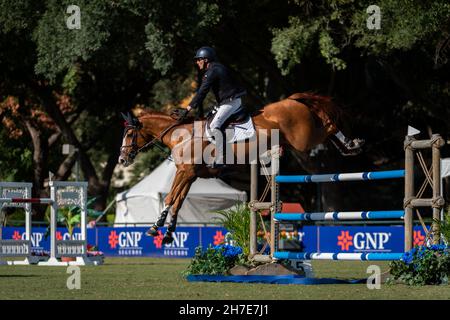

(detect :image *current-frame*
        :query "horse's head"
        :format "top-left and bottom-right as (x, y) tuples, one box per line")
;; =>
(118, 112), (145, 167)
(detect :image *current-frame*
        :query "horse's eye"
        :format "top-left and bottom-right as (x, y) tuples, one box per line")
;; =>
(125, 130), (133, 138)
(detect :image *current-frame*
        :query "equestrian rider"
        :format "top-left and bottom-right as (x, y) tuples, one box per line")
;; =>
(186, 46), (247, 168)
(185, 47), (363, 159)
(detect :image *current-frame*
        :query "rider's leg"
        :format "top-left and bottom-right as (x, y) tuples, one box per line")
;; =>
(209, 98), (242, 130)
(211, 128), (225, 165)
(208, 98), (242, 167)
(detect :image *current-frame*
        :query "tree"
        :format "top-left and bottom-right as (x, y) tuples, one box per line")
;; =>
(1, 0), (449, 216)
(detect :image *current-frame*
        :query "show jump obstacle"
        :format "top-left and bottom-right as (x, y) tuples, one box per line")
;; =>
(249, 134), (445, 262)
(0, 181), (100, 266)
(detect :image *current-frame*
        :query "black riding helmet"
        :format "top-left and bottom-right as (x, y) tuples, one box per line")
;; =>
(193, 46), (217, 61)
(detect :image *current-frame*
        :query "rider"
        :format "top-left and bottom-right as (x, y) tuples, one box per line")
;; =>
(186, 46), (247, 168)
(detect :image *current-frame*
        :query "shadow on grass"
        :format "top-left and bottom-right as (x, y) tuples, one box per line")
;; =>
(108, 258), (189, 267)
(0, 275), (40, 278)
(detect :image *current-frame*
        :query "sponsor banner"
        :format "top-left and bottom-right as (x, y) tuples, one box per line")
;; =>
(305, 225), (427, 253)
(297, 226), (318, 252)
(98, 227), (199, 258)
(199, 227), (228, 248)
(2, 227), (50, 254)
(1, 227), (95, 254)
(1, 225), (430, 258)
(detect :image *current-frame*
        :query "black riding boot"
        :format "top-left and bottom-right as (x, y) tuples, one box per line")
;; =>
(207, 128), (227, 169)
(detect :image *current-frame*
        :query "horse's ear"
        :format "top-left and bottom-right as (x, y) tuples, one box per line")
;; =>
(129, 112), (138, 126)
(121, 112), (134, 126)
(127, 112), (136, 125)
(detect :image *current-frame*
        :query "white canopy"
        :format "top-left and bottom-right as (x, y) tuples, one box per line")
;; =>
(442, 158), (450, 179)
(115, 159), (247, 226)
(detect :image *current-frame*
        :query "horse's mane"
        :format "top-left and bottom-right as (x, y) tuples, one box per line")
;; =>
(138, 109), (167, 118)
(287, 92), (342, 126)
(138, 108), (195, 123)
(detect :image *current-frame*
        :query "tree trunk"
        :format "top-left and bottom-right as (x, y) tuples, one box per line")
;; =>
(23, 119), (49, 221)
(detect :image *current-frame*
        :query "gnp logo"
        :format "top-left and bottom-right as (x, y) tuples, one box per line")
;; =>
(413, 230), (425, 246)
(11, 230), (44, 247)
(213, 230), (225, 245)
(57, 231), (83, 241)
(337, 230), (391, 251)
(155, 231), (190, 257)
(11, 230), (46, 254)
(108, 230), (143, 256)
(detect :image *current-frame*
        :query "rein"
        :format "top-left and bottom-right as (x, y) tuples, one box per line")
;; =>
(136, 121), (180, 153)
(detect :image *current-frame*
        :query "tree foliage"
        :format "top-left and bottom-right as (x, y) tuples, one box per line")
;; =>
(1, 0), (449, 216)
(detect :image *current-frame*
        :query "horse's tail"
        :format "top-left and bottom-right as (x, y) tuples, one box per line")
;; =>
(287, 92), (342, 134)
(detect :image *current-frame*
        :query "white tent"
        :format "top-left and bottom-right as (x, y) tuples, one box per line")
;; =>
(442, 158), (450, 179)
(115, 159), (247, 226)
(441, 158), (450, 221)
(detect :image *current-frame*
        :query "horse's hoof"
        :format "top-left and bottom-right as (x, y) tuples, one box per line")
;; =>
(162, 233), (174, 244)
(146, 226), (159, 237)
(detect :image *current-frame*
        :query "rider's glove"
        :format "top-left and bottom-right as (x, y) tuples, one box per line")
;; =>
(180, 108), (190, 120)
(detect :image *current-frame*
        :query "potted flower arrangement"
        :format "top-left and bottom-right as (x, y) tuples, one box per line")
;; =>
(184, 244), (246, 276)
(184, 202), (252, 277)
(389, 211), (450, 285)
(184, 202), (306, 278)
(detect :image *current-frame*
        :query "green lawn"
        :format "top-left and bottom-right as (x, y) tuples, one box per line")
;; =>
(0, 258), (449, 300)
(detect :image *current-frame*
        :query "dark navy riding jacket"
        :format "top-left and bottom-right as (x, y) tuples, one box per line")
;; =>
(189, 62), (246, 109)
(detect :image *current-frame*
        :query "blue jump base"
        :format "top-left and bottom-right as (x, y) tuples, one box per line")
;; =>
(187, 275), (366, 285)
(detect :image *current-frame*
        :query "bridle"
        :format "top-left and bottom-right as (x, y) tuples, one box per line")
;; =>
(120, 117), (183, 160)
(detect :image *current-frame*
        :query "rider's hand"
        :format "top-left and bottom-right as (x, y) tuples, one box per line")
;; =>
(180, 107), (190, 120)
(186, 105), (192, 111)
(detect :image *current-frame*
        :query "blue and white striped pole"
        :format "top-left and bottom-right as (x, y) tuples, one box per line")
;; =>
(274, 210), (404, 221)
(274, 251), (403, 261)
(275, 169), (405, 183)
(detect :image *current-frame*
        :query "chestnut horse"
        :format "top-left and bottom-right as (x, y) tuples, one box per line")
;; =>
(118, 93), (355, 244)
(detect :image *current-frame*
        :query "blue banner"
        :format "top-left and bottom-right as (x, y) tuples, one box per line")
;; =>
(298, 226), (318, 252)
(200, 226), (228, 248)
(97, 227), (200, 258)
(1, 227), (94, 255)
(316, 225), (405, 253)
(1, 225), (430, 258)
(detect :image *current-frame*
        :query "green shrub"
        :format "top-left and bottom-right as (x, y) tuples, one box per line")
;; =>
(183, 245), (245, 276)
(389, 245), (450, 285)
(435, 210), (450, 245)
(214, 202), (251, 256)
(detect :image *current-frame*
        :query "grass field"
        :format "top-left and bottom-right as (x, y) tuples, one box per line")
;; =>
(0, 257), (449, 300)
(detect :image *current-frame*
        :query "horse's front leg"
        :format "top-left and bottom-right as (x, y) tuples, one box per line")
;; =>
(162, 175), (195, 244)
(145, 171), (184, 237)
(145, 205), (171, 236)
